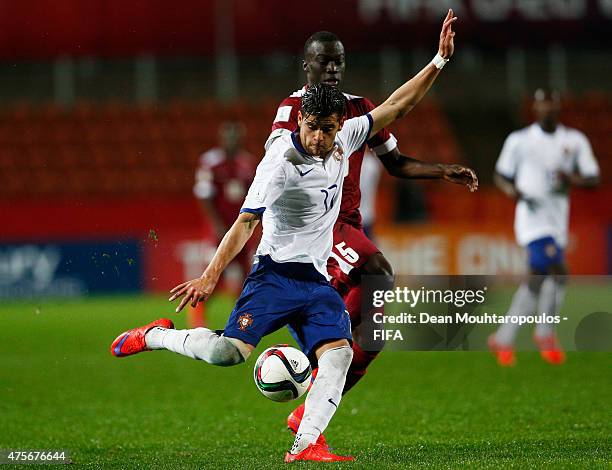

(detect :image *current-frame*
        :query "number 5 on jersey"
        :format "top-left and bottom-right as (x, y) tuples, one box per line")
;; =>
(335, 241), (359, 264)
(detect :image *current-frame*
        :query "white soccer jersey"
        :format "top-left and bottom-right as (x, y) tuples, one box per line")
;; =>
(241, 114), (373, 278)
(495, 123), (599, 247)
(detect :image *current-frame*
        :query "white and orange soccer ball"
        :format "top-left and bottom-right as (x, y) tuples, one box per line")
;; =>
(253, 345), (312, 402)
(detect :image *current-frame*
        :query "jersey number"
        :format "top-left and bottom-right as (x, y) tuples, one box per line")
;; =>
(335, 241), (359, 264)
(320, 184), (338, 212)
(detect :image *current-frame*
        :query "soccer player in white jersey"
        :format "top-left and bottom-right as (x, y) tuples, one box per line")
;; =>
(110, 10), (458, 462)
(488, 89), (600, 367)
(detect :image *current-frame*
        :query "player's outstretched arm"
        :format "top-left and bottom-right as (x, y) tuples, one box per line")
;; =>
(169, 212), (261, 312)
(379, 150), (478, 192)
(369, 9), (456, 136)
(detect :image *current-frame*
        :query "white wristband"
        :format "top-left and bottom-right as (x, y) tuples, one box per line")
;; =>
(432, 53), (449, 70)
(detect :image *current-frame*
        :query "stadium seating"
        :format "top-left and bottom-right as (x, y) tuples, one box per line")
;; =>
(0, 99), (461, 200)
(1, 95), (607, 227)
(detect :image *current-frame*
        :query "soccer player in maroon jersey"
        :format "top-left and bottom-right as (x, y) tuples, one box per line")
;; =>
(190, 121), (257, 327)
(268, 12), (478, 439)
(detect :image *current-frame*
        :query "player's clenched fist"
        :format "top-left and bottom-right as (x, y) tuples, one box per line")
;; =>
(169, 275), (219, 312)
(442, 164), (479, 192)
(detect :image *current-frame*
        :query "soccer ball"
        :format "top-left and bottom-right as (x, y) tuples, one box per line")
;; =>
(253, 345), (312, 402)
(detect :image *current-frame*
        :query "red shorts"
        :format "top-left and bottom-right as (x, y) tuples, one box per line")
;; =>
(327, 222), (381, 296)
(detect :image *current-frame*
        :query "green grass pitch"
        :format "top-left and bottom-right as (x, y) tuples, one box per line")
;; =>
(0, 294), (610, 469)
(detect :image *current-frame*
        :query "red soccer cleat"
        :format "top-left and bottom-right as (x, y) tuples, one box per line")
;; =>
(110, 318), (174, 358)
(284, 443), (354, 463)
(286, 403), (304, 434)
(488, 334), (516, 367)
(287, 403), (328, 449)
(534, 333), (566, 365)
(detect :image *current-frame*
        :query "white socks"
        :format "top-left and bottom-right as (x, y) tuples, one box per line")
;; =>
(495, 283), (538, 346)
(145, 327), (247, 366)
(290, 346), (353, 454)
(535, 278), (566, 337)
(495, 278), (566, 346)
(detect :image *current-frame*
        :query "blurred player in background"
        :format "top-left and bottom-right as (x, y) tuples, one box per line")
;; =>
(190, 122), (257, 327)
(489, 89), (600, 366)
(268, 15), (478, 437)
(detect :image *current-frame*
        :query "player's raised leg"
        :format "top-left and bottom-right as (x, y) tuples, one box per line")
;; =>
(110, 318), (175, 357)
(145, 325), (251, 365)
(111, 318), (251, 366)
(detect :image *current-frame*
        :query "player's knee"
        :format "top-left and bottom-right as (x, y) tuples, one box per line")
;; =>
(319, 344), (353, 371)
(200, 336), (247, 367)
(361, 254), (395, 287)
(336, 346), (353, 372)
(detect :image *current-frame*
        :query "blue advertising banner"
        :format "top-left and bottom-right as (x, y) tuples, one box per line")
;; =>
(0, 240), (142, 298)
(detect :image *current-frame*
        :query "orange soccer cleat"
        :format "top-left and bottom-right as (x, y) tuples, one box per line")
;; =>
(287, 403), (328, 449)
(533, 333), (566, 365)
(284, 443), (354, 463)
(110, 318), (174, 357)
(488, 334), (516, 367)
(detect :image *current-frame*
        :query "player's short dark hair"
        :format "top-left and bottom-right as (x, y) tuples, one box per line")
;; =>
(301, 83), (346, 119)
(304, 31), (342, 56)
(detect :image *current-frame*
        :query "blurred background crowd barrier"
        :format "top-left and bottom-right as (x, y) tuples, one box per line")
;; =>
(1, 0), (610, 298)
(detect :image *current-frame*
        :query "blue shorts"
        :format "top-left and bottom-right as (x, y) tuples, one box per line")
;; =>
(527, 236), (564, 273)
(224, 255), (352, 357)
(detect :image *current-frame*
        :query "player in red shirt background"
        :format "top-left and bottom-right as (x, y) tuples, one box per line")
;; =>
(268, 27), (478, 436)
(190, 121), (258, 327)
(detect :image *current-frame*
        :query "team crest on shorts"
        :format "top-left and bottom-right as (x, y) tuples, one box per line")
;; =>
(238, 313), (253, 331)
(545, 243), (558, 258)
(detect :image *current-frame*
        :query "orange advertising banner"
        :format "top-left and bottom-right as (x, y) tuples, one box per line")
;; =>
(374, 223), (607, 275)
(141, 222), (608, 293)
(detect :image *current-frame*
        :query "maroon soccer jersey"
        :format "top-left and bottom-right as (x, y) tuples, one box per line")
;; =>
(269, 86), (397, 228)
(194, 148), (257, 228)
